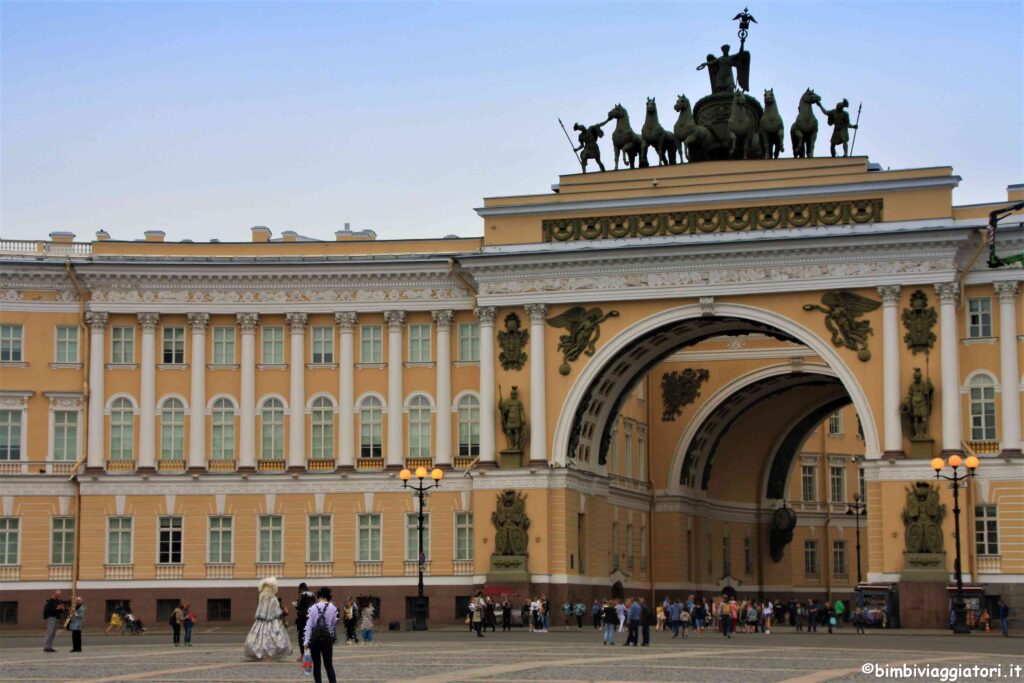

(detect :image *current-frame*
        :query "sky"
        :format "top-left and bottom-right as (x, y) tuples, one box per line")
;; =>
(2, 1), (1022, 243)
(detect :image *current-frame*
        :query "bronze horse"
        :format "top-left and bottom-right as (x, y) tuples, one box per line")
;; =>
(607, 103), (644, 170)
(760, 88), (785, 159)
(673, 94), (714, 163)
(641, 97), (679, 166)
(790, 88), (821, 158)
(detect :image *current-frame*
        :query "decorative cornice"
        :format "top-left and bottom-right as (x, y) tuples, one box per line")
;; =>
(334, 312), (358, 331)
(475, 307), (497, 325)
(877, 285), (901, 305)
(85, 311), (109, 330)
(431, 309), (454, 330)
(137, 312), (160, 331)
(44, 391), (84, 409)
(187, 312), (210, 331)
(934, 282), (959, 305)
(285, 312), (308, 332)
(525, 303), (548, 322)
(994, 281), (1019, 303)
(383, 310), (406, 331)
(236, 313), (260, 333)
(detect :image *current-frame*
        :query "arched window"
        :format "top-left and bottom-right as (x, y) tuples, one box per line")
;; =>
(311, 397), (334, 460)
(457, 395), (480, 457)
(408, 395), (431, 459)
(969, 375), (997, 441)
(160, 398), (185, 460)
(110, 398), (134, 461)
(211, 398), (235, 461)
(261, 398), (285, 460)
(359, 396), (383, 459)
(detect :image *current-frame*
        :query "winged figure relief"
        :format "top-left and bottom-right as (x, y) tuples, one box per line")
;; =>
(803, 291), (880, 361)
(547, 306), (619, 375)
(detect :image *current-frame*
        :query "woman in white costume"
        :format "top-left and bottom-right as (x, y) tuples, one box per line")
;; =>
(244, 577), (293, 660)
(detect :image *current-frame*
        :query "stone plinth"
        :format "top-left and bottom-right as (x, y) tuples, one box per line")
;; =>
(908, 437), (935, 458)
(487, 554), (530, 585)
(498, 449), (523, 468)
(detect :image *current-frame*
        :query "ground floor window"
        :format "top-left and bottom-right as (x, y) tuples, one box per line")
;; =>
(207, 599), (231, 622)
(0, 601), (16, 624)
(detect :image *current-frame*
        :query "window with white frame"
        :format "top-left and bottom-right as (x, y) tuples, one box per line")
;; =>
(359, 396), (383, 458)
(859, 467), (867, 502)
(828, 410), (843, 436)
(975, 504), (998, 555)
(801, 464), (817, 501)
(311, 326), (334, 364)
(158, 516), (183, 564)
(261, 398), (285, 460)
(969, 375), (997, 441)
(310, 397), (334, 460)
(0, 410), (22, 461)
(408, 324), (431, 363)
(455, 512), (473, 561)
(357, 513), (381, 562)
(308, 514), (331, 563)
(258, 515), (282, 563)
(457, 395), (480, 456)
(262, 326), (284, 364)
(212, 327), (235, 365)
(211, 398), (235, 460)
(407, 395), (431, 458)
(803, 539), (818, 576)
(109, 398), (134, 461)
(968, 297), (992, 338)
(0, 324), (23, 362)
(636, 427), (646, 482)
(829, 465), (846, 502)
(107, 517), (132, 565)
(457, 323), (479, 362)
(832, 540), (847, 576)
(53, 410), (78, 461)
(743, 536), (752, 575)
(55, 326), (79, 363)
(160, 398), (185, 461)
(208, 516), (232, 564)
(162, 327), (185, 364)
(0, 518), (18, 565)
(406, 512), (430, 561)
(360, 325), (382, 363)
(111, 326), (135, 364)
(51, 517), (74, 566)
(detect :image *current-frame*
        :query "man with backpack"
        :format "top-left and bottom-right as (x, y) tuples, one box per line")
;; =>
(294, 583), (316, 661)
(302, 587), (338, 683)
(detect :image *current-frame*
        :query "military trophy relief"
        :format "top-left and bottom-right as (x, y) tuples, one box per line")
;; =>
(547, 306), (619, 375)
(901, 290), (938, 457)
(803, 291), (880, 361)
(487, 490), (532, 584)
(497, 312), (528, 371)
(661, 368), (710, 422)
(901, 481), (948, 580)
(559, 7), (863, 171)
(498, 385), (526, 469)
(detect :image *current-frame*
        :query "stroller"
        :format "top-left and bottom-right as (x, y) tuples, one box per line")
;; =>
(123, 612), (145, 634)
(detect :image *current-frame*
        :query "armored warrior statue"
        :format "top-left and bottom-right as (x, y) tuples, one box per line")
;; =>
(499, 385), (526, 453)
(901, 368), (935, 440)
(818, 98), (858, 157)
(573, 121), (607, 173)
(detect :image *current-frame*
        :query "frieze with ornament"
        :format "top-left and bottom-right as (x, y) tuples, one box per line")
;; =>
(90, 287), (464, 304)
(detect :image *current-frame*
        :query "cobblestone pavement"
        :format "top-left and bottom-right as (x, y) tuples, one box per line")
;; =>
(2, 627), (1021, 682)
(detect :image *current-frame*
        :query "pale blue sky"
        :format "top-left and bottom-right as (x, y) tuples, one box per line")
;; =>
(2, 1), (1022, 243)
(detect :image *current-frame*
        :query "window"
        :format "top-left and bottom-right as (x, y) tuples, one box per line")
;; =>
(828, 411), (843, 436)
(721, 533), (731, 576)
(0, 410), (22, 461)
(829, 465), (846, 502)
(611, 522), (619, 571)
(359, 396), (383, 458)
(156, 599), (180, 625)
(212, 327), (235, 365)
(158, 516), (183, 564)
(310, 397), (334, 460)
(859, 467), (867, 502)
(311, 327), (334, 364)
(262, 326), (284, 364)
(207, 599), (231, 622)
(407, 395), (431, 458)
(51, 517), (74, 566)
(261, 398), (285, 460)
(357, 513), (381, 562)
(55, 326), (79, 363)
(162, 327), (185, 364)
(107, 517), (132, 565)
(457, 395), (480, 457)
(258, 515), (283, 563)
(623, 424), (633, 478)
(53, 411), (78, 461)
(969, 376), (997, 441)
(832, 540), (847, 576)
(0, 518), (19, 565)
(626, 524), (634, 571)
(975, 505), (998, 555)
(743, 536), (752, 575)
(360, 325), (383, 363)
(208, 516), (232, 564)
(803, 539), (818, 576)
(801, 465), (817, 501)
(458, 323), (479, 362)
(111, 326), (134, 364)
(637, 428), (646, 482)
(455, 512), (473, 561)
(408, 324), (431, 363)
(211, 398), (235, 461)
(0, 324), (23, 362)
(968, 297), (992, 338)
(160, 398), (185, 461)
(109, 398), (134, 461)
(308, 515), (332, 563)
(0, 602), (16, 624)
(405, 512), (430, 561)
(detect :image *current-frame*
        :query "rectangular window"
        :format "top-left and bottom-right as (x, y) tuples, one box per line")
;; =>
(162, 327), (185, 364)
(832, 540), (847, 576)
(626, 524), (634, 571)
(405, 512), (431, 561)
(55, 326), (79, 363)
(258, 515), (283, 563)
(828, 411), (843, 436)
(261, 326), (284, 364)
(637, 428), (646, 482)
(455, 512), (473, 561)
(721, 534), (731, 576)
(53, 411), (78, 461)
(803, 539), (818, 576)
(308, 515), (332, 563)
(358, 513), (381, 562)
(859, 467), (867, 502)
(208, 516), (233, 564)
(408, 324), (431, 363)
(801, 465), (817, 501)
(158, 516), (183, 564)
(0, 410), (22, 461)
(970, 384), (997, 441)
(311, 327), (334, 364)
(51, 517), (74, 566)
(111, 326), (135, 364)
(107, 517), (132, 565)
(0, 324), (23, 362)
(212, 327), (235, 365)
(457, 323), (479, 362)
(611, 521), (619, 571)
(829, 465), (846, 502)
(743, 536), (752, 575)
(0, 518), (19, 565)
(975, 505), (999, 555)
(968, 298), (992, 338)
(207, 599), (231, 622)
(360, 325), (383, 363)
(0, 601), (16, 624)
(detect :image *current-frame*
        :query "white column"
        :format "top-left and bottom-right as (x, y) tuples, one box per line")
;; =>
(187, 313), (209, 470)
(286, 312), (308, 469)
(237, 313), (259, 470)
(432, 310), (454, 466)
(995, 282), (1021, 456)
(336, 312), (357, 468)
(935, 283), (963, 454)
(384, 310), (406, 467)
(877, 286), (904, 457)
(477, 307), (497, 464)
(85, 311), (108, 470)
(137, 312), (159, 470)
(526, 304), (549, 463)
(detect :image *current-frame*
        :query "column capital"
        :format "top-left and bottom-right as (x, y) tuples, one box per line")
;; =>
(431, 309), (454, 330)
(876, 285), (902, 305)
(525, 303), (549, 322)
(934, 282), (959, 305)
(994, 281), (1019, 303)
(137, 312), (160, 331)
(286, 312), (308, 332)
(236, 312), (260, 333)
(187, 312), (210, 330)
(335, 311), (358, 331)
(383, 310), (406, 331)
(475, 306), (497, 325)
(85, 311), (109, 330)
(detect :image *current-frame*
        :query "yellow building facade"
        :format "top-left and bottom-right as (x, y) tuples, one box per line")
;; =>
(0, 158), (1021, 628)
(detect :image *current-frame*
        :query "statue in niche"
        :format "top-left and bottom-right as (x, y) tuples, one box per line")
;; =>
(903, 481), (945, 554)
(900, 368), (934, 440)
(497, 313), (528, 371)
(498, 385), (526, 453)
(492, 490), (530, 556)
(661, 368), (710, 421)
(902, 289), (937, 355)
(803, 291), (880, 361)
(547, 306), (620, 375)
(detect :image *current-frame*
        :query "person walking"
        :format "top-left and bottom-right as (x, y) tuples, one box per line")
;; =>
(719, 598), (732, 638)
(602, 601), (617, 645)
(472, 591), (485, 637)
(834, 599), (845, 628)
(42, 590), (67, 652)
(182, 603), (195, 646)
(625, 598), (641, 646)
(295, 583), (316, 660)
(360, 600), (375, 644)
(303, 587), (339, 683)
(68, 596), (85, 653)
(170, 603), (183, 646)
(501, 599), (513, 632)
(997, 599), (1010, 637)
(615, 599), (627, 633)
(692, 599), (705, 638)
(852, 606), (866, 634)
(342, 598), (359, 644)
(105, 601), (123, 636)
(639, 598), (652, 646)
(763, 600), (774, 635)
(668, 598), (681, 638)
(592, 599), (603, 630)
(574, 599), (586, 630)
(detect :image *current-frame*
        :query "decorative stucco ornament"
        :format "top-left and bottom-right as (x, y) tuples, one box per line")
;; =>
(497, 313), (529, 371)
(547, 306), (620, 375)
(903, 482), (945, 554)
(492, 490), (530, 557)
(661, 369), (710, 422)
(802, 291), (880, 361)
(902, 289), (937, 355)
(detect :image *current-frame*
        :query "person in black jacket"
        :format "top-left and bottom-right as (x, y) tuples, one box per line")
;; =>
(295, 583), (316, 660)
(42, 590), (67, 652)
(639, 598), (652, 646)
(602, 601), (617, 645)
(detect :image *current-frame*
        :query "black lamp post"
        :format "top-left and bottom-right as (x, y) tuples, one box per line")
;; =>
(400, 465), (443, 631)
(846, 492), (866, 584)
(931, 454), (979, 635)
